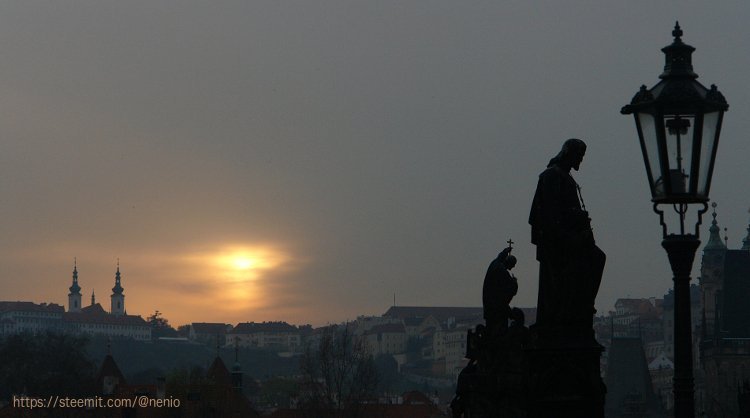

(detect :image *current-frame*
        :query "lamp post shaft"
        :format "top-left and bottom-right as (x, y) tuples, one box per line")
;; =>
(663, 235), (700, 418)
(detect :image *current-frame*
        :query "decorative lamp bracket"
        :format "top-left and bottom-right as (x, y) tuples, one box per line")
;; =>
(653, 202), (709, 238)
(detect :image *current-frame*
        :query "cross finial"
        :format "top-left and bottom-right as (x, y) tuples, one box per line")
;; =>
(506, 238), (514, 249)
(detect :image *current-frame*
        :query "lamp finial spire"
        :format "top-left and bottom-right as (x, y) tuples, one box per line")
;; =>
(672, 21), (683, 41)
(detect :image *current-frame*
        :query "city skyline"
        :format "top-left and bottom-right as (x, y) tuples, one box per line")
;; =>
(17, 259), (693, 328)
(2, 2), (750, 327)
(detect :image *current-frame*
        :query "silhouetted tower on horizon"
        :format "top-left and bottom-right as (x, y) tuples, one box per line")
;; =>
(91, 289), (96, 306)
(110, 261), (125, 316)
(68, 259), (82, 312)
(699, 203), (726, 337)
(742, 209), (750, 251)
(232, 343), (243, 393)
(700, 204), (750, 417)
(97, 341), (126, 395)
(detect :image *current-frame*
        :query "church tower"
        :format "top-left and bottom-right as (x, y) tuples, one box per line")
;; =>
(68, 259), (82, 312)
(742, 209), (750, 251)
(699, 203), (727, 337)
(110, 261), (125, 316)
(700, 206), (750, 417)
(232, 343), (244, 393)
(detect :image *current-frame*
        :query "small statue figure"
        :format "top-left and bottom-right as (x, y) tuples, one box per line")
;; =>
(528, 138), (606, 338)
(452, 246), (528, 418)
(482, 245), (518, 337)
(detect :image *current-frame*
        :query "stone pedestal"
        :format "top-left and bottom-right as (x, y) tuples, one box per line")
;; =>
(451, 323), (605, 418)
(526, 329), (606, 418)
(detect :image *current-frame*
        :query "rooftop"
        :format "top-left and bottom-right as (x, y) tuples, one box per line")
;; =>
(0, 301), (65, 314)
(230, 321), (298, 334)
(191, 322), (230, 335)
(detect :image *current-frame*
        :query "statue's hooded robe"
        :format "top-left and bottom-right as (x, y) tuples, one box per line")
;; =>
(529, 157), (605, 333)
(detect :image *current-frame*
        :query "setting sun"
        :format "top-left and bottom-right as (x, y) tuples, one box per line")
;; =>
(232, 257), (256, 270)
(177, 244), (294, 314)
(212, 247), (284, 274)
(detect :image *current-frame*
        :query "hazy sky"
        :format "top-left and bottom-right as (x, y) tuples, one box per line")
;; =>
(2, 1), (749, 327)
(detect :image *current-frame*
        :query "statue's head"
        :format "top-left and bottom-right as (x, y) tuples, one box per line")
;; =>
(503, 255), (517, 270)
(549, 138), (587, 171)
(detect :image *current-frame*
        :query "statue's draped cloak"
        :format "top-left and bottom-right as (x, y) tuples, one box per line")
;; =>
(482, 253), (518, 332)
(529, 165), (605, 330)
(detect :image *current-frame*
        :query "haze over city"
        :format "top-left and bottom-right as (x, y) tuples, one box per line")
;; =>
(1, 2), (749, 326)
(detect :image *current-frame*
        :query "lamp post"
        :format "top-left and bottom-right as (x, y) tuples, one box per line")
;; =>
(621, 23), (728, 418)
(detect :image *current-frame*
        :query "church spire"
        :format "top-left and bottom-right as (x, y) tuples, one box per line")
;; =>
(110, 260), (125, 316)
(68, 258), (82, 313)
(742, 208), (750, 250)
(69, 258), (81, 294)
(232, 338), (243, 392)
(112, 259), (124, 295)
(704, 202), (726, 250)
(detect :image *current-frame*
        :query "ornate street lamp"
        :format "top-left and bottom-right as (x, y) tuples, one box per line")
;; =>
(622, 22), (728, 418)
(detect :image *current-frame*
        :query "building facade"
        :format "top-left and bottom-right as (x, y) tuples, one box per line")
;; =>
(0, 262), (150, 340)
(700, 209), (750, 417)
(228, 322), (302, 351)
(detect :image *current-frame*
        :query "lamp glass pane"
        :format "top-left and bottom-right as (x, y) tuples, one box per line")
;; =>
(637, 113), (662, 198)
(697, 111), (720, 196)
(663, 114), (695, 196)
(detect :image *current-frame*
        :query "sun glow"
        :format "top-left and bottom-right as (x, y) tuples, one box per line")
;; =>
(233, 257), (256, 270)
(213, 247), (284, 275)
(179, 244), (292, 313)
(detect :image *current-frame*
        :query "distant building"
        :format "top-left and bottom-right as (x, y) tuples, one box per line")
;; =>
(188, 322), (232, 345)
(96, 349), (128, 395)
(605, 297), (665, 358)
(648, 352), (674, 412)
(433, 324), (473, 379)
(64, 262), (150, 340)
(383, 306), (483, 326)
(0, 262), (150, 340)
(361, 323), (407, 356)
(65, 303), (150, 341)
(354, 315), (402, 334)
(404, 315), (441, 338)
(0, 301), (65, 336)
(605, 336), (663, 417)
(228, 322), (301, 352)
(379, 306), (536, 379)
(700, 208), (750, 417)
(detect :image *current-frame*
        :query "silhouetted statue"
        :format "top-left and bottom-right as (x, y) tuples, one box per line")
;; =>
(451, 248), (528, 418)
(482, 246), (518, 336)
(529, 138), (605, 338)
